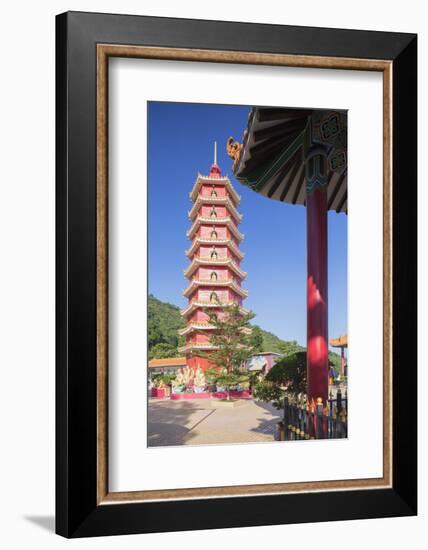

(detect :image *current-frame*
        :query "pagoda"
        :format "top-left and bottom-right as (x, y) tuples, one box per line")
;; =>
(179, 143), (248, 371)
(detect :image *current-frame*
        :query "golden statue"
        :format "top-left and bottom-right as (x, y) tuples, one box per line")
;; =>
(226, 136), (243, 164)
(194, 368), (206, 388)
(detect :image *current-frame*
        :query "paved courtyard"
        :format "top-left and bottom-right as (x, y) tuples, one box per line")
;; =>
(147, 398), (282, 447)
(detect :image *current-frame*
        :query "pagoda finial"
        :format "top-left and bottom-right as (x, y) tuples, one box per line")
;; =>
(209, 140), (221, 177)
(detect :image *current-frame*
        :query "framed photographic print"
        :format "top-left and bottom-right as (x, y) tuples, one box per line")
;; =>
(56, 11), (417, 538)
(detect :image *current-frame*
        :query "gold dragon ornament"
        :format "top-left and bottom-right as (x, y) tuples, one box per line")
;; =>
(226, 136), (243, 167)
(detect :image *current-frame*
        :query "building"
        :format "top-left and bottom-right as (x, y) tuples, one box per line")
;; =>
(246, 352), (282, 375)
(148, 357), (187, 376)
(179, 143), (248, 370)
(330, 334), (348, 378)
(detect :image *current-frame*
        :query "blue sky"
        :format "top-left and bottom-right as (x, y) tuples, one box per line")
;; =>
(148, 102), (347, 348)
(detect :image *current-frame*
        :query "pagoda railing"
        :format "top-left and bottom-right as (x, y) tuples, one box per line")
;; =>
(281, 390), (348, 440)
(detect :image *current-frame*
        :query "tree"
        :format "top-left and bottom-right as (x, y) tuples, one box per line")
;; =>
(266, 351), (307, 393)
(198, 302), (257, 399)
(253, 351), (307, 408)
(252, 380), (284, 409)
(148, 342), (178, 360)
(204, 368), (250, 400)
(147, 294), (185, 351)
(249, 325), (264, 353)
(200, 302), (256, 373)
(148, 323), (163, 349)
(276, 340), (304, 356)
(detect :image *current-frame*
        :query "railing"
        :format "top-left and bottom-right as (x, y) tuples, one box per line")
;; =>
(282, 390), (348, 440)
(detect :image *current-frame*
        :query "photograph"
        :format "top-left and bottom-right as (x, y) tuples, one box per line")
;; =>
(0, 0), (421, 545)
(147, 101), (348, 447)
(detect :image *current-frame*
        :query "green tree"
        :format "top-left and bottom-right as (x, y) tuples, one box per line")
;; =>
(200, 302), (256, 372)
(204, 368), (250, 400)
(148, 323), (163, 348)
(149, 342), (178, 360)
(199, 302), (256, 399)
(253, 351), (307, 408)
(276, 340), (304, 356)
(266, 351), (307, 393)
(249, 325), (264, 353)
(253, 381), (284, 409)
(147, 294), (185, 351)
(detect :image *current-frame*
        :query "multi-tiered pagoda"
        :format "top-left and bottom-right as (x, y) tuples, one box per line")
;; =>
(179, 144), (248, 371)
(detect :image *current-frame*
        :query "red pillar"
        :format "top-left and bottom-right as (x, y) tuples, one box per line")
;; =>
(306, 187), (329, 404)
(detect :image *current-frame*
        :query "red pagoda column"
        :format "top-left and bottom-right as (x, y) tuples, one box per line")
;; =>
(179, 144), (248, 370)
(306, 149), (329, 404)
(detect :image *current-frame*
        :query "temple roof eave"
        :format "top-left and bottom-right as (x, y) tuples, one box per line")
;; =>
(180, 301), (250, 317)
(329, 334), (348, 348)
(188, 196), (243, 223)
(178, 343), (219, 354)
(183, 257), (247, 280)
(189, 173), (241, 204)
(178, 323), (216, 336)
(182, 279), (249, 299)
(187, 216), (245, 242)
(231, 107), (348, 214)
(185, 238), (245, 260)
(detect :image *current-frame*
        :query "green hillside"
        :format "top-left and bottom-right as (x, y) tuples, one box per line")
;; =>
(148, 294), (309, 359)
(251, 325), (304, 355)
(148, 295), (186, 359)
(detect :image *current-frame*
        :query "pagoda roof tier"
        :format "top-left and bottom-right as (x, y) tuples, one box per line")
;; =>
(184, 257), (247, 280)
(190, 173), (241, 204)
(178, 343), (218, 354)
(187, 216), (244, 242)
(330, 334), (348, 348)
(188, 196), (242, 223)
(183, 279), (249, 299)
(178, 322), (216, 336)
(180, 300), (250, 317)
(186, 237), (245, 261)
(179, 323), (252, 337)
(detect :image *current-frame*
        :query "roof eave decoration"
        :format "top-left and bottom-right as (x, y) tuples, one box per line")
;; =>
(188, 196), (242, 223)
(178, 323), (216, 336)
(329, 334), (348, 348)
(183, 279), (249, 299)
(185, 238), (245, 260)
(187, 216), (245, 242)
(189, 173), (241, 204)
(178, 344), (219, 354)
(230, 107), (348, 214)
(183, 257), (247, 279)
(180, 301), (250, 317)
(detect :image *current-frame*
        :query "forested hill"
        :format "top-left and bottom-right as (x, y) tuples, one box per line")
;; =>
(148, 295), (185, 356)
(147, 294), (304, 359)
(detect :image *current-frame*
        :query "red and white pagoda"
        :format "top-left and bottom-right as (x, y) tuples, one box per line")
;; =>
(179, 143), (248, 370)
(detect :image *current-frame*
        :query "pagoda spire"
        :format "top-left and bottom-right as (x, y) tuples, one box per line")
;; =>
(209, 141), (221, 177)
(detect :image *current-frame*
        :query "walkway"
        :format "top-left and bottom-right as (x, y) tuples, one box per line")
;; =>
(147, 398), (282, 447)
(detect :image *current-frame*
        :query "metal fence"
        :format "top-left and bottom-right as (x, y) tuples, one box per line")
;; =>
(282, 390), (347, 440)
